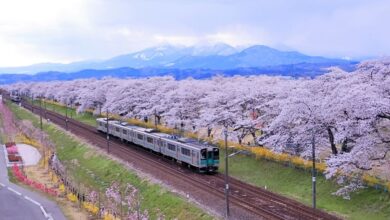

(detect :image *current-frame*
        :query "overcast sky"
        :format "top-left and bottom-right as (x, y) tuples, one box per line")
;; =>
(0, 0), (389, 67)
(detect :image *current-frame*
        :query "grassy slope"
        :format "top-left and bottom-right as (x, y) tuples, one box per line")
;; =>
(219, 151), (390, 220)
(33, 100), (97, 127)
(8, 101), (212, 220)
(33, 101), (390, 219)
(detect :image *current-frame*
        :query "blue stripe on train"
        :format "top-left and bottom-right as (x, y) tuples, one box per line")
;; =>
(200, 159), (219, 165)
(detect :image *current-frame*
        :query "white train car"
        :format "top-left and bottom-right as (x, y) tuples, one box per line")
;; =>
(96, 118), (219, 172)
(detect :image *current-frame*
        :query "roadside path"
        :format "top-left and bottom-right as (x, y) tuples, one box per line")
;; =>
(0, 101), (66, 220)
(0, 145), (67, 220)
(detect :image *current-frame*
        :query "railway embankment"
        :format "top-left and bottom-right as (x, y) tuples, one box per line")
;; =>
(28, 99), (390, 220)
(5, 100), (215, 220)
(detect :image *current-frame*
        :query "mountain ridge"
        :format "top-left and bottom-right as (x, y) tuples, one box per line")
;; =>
(0, 61), (358, 85)
(0, 43), (352, 74)
(0, 43), (358, 84)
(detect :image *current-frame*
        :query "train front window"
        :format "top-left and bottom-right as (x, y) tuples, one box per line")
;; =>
(207, 151), (213, 159)
(200, 149), (207, 159)
(213, 148), (219, 159)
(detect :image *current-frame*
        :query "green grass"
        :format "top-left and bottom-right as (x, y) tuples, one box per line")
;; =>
(219, 150), (390, 220)
(8, 101), (213, 220)
(7, 168), (17, 183)
(28, 100), (390, 219)
(32, 100), (97, 127)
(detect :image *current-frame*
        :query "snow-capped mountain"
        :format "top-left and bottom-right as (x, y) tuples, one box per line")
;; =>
(190, 43), (238, 56)
(0, 43), (356, 80)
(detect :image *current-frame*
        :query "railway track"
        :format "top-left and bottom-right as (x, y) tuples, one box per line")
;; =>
(20, 100), (339, 220)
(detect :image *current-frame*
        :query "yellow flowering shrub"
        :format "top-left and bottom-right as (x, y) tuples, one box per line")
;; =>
(67, 193), (78, 203)
(51, 172), (59, 183)
(386, 182), (390, 192)
(59, 184), (65, 193)
(291, 156), (305, 167)
(278, 153), (290, 163)
(45, 99), (65, 107)
(103, 213), (120, 220)
(316, 162), (327, 172)
(83, 202), (99, 215)
(16, 133), (41, 147)
(362, 174), (380, 187)
(85, 108), (94, 114)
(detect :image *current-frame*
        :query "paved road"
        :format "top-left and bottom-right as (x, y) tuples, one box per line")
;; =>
(0, 185), (45, 220)
(0, 145), (66, 220)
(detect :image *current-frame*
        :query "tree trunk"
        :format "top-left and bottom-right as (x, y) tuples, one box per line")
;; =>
(327, 127), (338, 155)
(156, 115), (161, 124)
(341, 139), (349, 152)
(251, 131), (257, 145)
(378, 113), (390, 120)
(207, 127), (212, 137)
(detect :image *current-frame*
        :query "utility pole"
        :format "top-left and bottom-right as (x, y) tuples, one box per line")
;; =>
(39, 97), (43, 130)
(65, 100), (68, 130)
(31, 93), (34, 112)
(154, 109), (157, 129)
(224, 128), (230, 219)
(311, 129), (317, 209)
(106, 110), (110, 154)
(70, 98), (74, 119)
(44, 98), (47, 119)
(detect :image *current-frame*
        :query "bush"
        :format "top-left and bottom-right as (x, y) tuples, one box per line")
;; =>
(8, 154), (22, 162)
(5, 142), (16, 148)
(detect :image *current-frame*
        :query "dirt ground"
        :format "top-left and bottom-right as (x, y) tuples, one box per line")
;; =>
(24, 165), (90, 220)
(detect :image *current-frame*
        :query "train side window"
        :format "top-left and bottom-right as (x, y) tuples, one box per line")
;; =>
(146, 137), (153, 143)
(181, 148), (190, 156)
(116, 127), (120, 132)
(137, 134), (143, 140)
(104, 124), (107, 128)
(167, 143), (176, 151)
(122, 129), (127, 134)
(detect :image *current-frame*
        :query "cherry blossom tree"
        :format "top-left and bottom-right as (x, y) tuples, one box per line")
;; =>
(3, 58), (390, 182)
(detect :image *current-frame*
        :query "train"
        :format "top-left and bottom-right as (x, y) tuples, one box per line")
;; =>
(10, 90), (21, 102)
(96, 118), (219, 173)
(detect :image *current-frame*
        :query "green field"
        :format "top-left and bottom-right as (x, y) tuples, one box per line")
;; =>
(29, 100), (390, 219)
(8, 101), (213, 220)
(219, 151), (390, 219)
(32, 100), (97, 127)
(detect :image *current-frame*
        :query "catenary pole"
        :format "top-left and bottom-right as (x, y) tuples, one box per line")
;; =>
(106, 110), (110, 154)
(224, 128), (230, 218)
(312, 129), (317, 209)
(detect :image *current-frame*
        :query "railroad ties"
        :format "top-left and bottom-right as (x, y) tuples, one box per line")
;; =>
(21, 100), (339, 220)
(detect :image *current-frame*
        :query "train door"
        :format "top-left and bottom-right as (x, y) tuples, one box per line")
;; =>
(128, 131), (132, 142)
(157, 138), (162, 153)
(191, 150), (195, 165)
(207, 150), (213, 167)
(200, 149), (207, 167)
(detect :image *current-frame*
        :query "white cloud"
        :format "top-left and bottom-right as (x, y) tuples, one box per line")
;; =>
(0, 0), (389, 66)
(153, 35), (198, 46)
